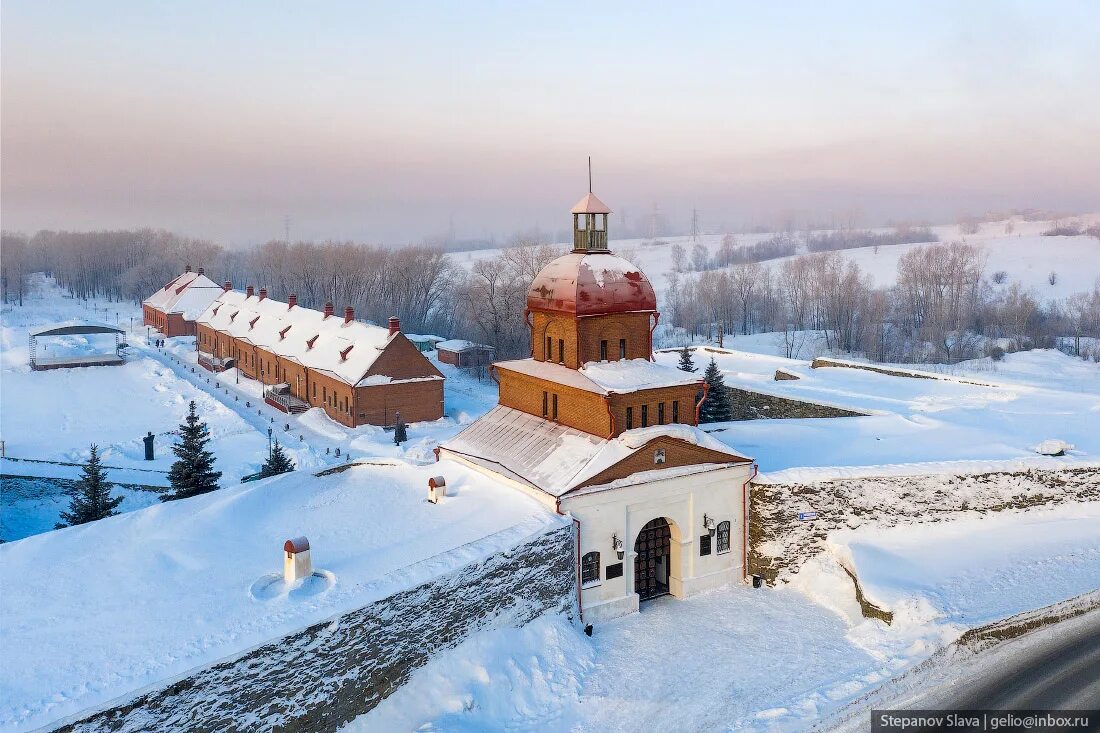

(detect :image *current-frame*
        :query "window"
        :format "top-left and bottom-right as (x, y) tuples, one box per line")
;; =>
(312, 382), (316, 397)
(323, 386), (327, 402)
(558, 339), (565, 364)
(619, 338), (626, 359)
(552, 393), (558, 420)
(626, 406), (633, 430)
(546, 336), (552, 360)
(717, 521), (731, 554)
(658, 402), (665, 424)
(673, 400), (679, 423)
(581, 551), (601, 587)
(600, 340), (608, 361)
(605, 562), (624, 579)
(542, 391), (548, 417)
(699, 535), (712, 556)
(641, 404), (648, 428)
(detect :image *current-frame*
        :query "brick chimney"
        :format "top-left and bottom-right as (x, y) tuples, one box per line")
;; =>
(388, 316), (400, 336)
(197, 267), (205, 276)
(287, 294), (297, 308)
(223, 281), (232, 292)
(323, 302), (334, 318)
(344, 306), (354, 324)
(246, 285), (254, 298)
(258, 287), (267, 301)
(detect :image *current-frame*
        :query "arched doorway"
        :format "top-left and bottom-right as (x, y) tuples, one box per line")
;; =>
(634, 517), (674, 601)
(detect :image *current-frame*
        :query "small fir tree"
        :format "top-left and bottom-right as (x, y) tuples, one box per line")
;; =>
(163, 400), (222, 501)
(259, 439), (294, 478)
(57, 444), (123, 527)
(699, 357), (733, 423)
(677, 346), (697, 372)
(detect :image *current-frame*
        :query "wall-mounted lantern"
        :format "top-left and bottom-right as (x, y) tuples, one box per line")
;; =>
(703, 513), (716, 536)
(612, 533), (624, 561)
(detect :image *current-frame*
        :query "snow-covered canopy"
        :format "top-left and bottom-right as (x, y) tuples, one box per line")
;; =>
(196, 291), (441, 387)
(143, 271), (224, 320)
(440, 405), (750, 497)
(437, 339), (489, 352)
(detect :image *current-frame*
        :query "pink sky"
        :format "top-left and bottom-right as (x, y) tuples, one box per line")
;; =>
(3, 2), (1098, 244)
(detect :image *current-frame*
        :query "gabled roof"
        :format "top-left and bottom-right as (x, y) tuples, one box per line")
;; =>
(143, 271), (224, 319)
(439, 405), (750, 498)
(195, 291), (443, 386)
(571, 192), (612, 215)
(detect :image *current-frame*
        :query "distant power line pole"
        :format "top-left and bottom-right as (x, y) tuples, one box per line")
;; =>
(691, 207), (699, 242)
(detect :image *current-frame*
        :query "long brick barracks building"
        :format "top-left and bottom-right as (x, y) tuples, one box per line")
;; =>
(193, 287), (443, 427)
(441, 186), (753, 623)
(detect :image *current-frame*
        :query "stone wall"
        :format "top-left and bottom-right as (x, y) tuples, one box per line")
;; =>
(748, 467), (1100, 584)
(727, 387), (866, 420)
(57, 522), (577, 733)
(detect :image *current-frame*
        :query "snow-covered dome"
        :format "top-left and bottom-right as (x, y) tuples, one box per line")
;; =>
(527, 252), (657, 316)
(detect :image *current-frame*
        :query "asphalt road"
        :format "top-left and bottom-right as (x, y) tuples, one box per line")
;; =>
(923, 609), (1100, 710)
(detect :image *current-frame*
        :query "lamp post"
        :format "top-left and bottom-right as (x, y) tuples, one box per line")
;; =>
(267, 427), (273, 458)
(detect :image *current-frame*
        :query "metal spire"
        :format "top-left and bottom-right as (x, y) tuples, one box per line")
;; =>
(588, 156), (592, 193)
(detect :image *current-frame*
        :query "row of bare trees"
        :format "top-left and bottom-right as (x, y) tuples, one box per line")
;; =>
(5, 228), (1099, 366)
(663, 241), (1100, 364)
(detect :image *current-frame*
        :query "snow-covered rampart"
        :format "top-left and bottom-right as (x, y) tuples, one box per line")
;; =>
(749, 466), (1100, 584)
(52, 522), (577, 733)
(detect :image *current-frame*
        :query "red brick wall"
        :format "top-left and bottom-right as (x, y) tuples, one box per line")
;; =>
(365, 335), (443, 380)
(497, 368), (612, 436)
(607, 384), (701, 435)
(354, 380), (444, 425)
(530, 310), (654, 367)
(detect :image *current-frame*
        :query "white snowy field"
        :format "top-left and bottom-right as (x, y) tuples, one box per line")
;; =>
(454, 214), (1100, 301)
(823, 502), (1100, 631)
(349, 504), (1100, 733)
(652, 347), (1100, 482)
(0, 460), (559, 733)
(0, 275), (498, 540)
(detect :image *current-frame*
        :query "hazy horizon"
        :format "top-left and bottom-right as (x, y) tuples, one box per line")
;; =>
(3, 1), (1099, 246)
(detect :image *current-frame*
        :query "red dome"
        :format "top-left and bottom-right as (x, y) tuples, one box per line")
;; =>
(527, 253), (657, 316)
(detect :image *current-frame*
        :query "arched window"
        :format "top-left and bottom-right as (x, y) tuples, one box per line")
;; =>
(581, 551), (601, 587)
(716, 521), (731, 554)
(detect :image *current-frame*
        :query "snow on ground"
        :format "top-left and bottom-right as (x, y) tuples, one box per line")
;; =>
(350, 503), (1100, 733)
(0, 275), (499, 540)
(454, 214), (1100, 302)
(824, 502), (1100, 630)
(652, 347), (1100, 481)
(0, 460), (559, 733)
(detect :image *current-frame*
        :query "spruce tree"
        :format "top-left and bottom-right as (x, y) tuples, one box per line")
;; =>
(57, 444), (123, 527)
(677, 346), (697, 372)
(258, 439), (295, 478)
(699, 357), (733, 423)
(163, 400), (222, 501)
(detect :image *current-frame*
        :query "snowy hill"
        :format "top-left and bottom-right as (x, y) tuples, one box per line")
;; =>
(452, 214), (1100, 299)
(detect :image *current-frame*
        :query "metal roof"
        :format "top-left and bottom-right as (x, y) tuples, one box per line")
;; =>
(527, 252), (657, 316)
(571, 192), (612, 214)
(30, 323), (124, 338)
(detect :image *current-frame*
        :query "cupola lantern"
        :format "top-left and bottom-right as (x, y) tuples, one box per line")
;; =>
(571, 157), (612, 253)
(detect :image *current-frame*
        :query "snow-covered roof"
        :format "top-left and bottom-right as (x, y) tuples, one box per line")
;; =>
(405, 334), (445, 343)
(494, 358), (701, 395)
(440, 405), (750, 497)
(143, 271), (224, 319)
(0, 461), (562, 733)
(436, 339), (490, 352)
(195, 291), (442, 386)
